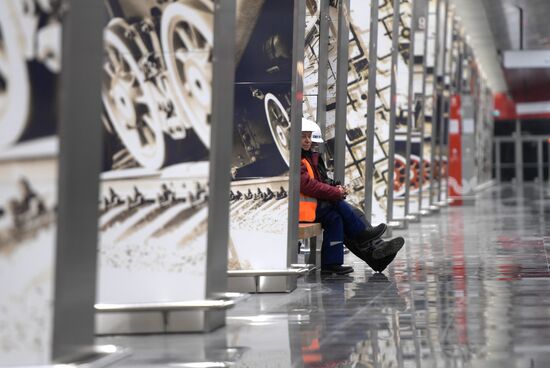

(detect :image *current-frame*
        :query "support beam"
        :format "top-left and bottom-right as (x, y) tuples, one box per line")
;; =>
(206, 0), (237, 301)
(537, 139), (544, 183)
(364, 0), (379, 220)
(386, 0), (401, 224)
(514, 119), (523, 183)
(495, 140), (501, 182)
(53, 0), (105, 360)
(334, 0), (350, 184)
(316, 0), (330, 137)
(287, 0), (307, 271)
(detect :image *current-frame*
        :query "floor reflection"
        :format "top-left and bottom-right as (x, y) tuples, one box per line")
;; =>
(296, 274), (408, 367)
(100, 184), (550, 368)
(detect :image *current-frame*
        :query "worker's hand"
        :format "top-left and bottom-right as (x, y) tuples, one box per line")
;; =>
(337, 185), (349, 194)
(336, 185), (348, 198)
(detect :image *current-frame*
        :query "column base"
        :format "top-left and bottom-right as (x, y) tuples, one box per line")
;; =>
(227, 268), (309, 293)
(406, 214), (421, 222)
(56, 345), (130, 367)
(95, 298), (237, 335)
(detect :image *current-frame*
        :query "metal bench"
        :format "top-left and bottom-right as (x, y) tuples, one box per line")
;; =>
(95, 293), (247, 334)
(226, 223), (322, 293)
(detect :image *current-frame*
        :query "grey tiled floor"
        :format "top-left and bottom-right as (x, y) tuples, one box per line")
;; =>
(100, 184), (550, 367)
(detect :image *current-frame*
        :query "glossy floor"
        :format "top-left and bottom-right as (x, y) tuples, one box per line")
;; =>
(100, 184), (550, 367)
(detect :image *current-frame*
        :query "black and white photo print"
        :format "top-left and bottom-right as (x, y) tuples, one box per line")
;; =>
(98, 0), (215, 304)
(0, 0), (65, 363)
(229, 0), (295, 270)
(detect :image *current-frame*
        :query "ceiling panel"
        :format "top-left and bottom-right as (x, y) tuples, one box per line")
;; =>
(449, 0), (508, 92)
(481, 0), (550, 102)
(482, 0), (550, 50)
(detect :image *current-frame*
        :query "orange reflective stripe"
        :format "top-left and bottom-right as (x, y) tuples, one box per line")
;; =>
(299, 158), (317, 222)
(301, 158), (314, 178)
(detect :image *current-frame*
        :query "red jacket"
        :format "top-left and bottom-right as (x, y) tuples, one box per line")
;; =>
(300, 152), (344, 202)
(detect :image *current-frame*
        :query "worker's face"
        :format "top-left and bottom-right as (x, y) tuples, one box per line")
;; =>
(301, 132), (312, 151)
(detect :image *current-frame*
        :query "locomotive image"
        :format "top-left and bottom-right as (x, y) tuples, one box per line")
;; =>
(102, 0), (214, 171)
(102, 0), (295, 176)
(0, 0), (63, 254)
(97, 0), (299, 278)
(0, 0), (63, 148)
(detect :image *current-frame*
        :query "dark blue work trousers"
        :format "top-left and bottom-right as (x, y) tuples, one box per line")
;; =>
(315, 200), (367, 265)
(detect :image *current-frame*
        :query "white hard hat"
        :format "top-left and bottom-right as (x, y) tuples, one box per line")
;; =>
(302, 118), (319, 132)
(311, 128), (324, 143)
(302, 118), (324, 143)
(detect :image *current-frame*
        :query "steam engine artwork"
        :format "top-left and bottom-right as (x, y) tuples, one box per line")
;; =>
(0, 0), (63, 252)
(101, 0), (214, 171)
(0, 0), (63, 148)
(229, 0), (295, 270)
(97, 0), (297, 272)
(101, 0), (293, 176)
(0, 0), (64, 359)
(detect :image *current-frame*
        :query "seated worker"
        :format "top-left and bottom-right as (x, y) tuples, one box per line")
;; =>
(300, 118), (405, 275)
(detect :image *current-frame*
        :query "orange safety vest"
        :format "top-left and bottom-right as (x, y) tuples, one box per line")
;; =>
(299, 158), (318, 222)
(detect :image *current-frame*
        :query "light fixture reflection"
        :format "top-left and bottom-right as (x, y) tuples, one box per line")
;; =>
(169, 362), (232, 368)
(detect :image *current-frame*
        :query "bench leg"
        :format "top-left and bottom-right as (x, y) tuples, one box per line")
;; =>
(306, 237), (316, 266)
(316, 233), (323, 267)
(306, 235), (323, 269)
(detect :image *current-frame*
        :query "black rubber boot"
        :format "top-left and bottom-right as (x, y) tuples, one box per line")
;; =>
(321, 264), (354, 275)
(368, 248), (398, 273)
(355, 223), (387, 244)
(372, 237), (405, 260)
(344, 238), (377, 269)
(345, 237), (404, 273)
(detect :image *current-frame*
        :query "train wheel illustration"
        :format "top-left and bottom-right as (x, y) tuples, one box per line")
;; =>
(0, 1), (31, 147)
(410, 155), (430, 189)
(393, 155), (407, 196)
(161, 2), (213, 148)
(409, 156), (422, 189)
(102, 19), (167, 170)
(439, 156), (448, 179)
(422, 158), (431, 186)
(264, 93), (291, 166)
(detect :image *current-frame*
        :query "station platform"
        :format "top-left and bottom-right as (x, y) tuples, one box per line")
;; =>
(98, 183), (550, 368)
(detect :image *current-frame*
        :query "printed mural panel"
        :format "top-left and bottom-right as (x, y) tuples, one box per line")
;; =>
(320, 1), (339, 156)
(390, 0), (415, 218)
(0, 0), (64, 364)
(337, 0), (372, 219)
(409, 0), (429, 214)
(431, 0), (446, 205)
(319, 0), (393, 224)
(303, 0), (339, 156)
(435, 2), (453, 202)
(324, 0), (410, 224)
(303, 0), (321, 111)
(229, 0), (295, 270)
(371, 0), (395, 223)
(421, 0), (437, 209)
(98, 0), (215, 303)
(476, 84), (493, 185)
(444, 7), (454, 90)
